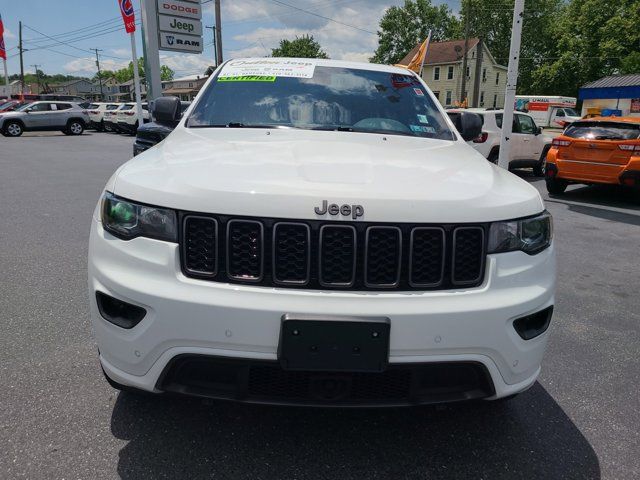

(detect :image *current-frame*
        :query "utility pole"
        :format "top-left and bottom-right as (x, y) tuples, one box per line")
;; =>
(460, 0), (471, 106)
(472, 37), (483, 107)
(498, 0), (525, 170)
(214, 0), (223, 64)
(91, 48), (104, 100)
(19, 21), (25, 96)
(205, 25), (218, 66)
(30, 64), (40, 93)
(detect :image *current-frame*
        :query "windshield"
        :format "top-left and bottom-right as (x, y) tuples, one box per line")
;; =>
(188, 66), (455, 140)
(121, 104), (135, 110)
(563, 108), (578, 116)
(564, 121), (640, 140)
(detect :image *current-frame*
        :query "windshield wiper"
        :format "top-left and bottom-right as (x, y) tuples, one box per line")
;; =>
(194, 122), (292, 129)
(311, 126), (355, 132)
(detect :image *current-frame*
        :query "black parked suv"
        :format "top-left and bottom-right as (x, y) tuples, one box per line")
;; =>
(133, 98), (190, 156)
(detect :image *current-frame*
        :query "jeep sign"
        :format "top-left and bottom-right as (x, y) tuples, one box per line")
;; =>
(159, 14), (202, 36)
(159, 31), (203, 53)
(156, 0), (202, 20)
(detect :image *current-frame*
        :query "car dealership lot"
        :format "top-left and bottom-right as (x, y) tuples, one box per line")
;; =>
(0, 132), (639, 479)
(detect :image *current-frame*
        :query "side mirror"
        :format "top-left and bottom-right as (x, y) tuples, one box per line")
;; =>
(535, 126), (542, 135)
(449, 111), (483, 141)
(152, 96), (182, 126)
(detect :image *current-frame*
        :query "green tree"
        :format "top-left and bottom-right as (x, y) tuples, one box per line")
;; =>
(271, 35), (329, 58)
(530, 0), (640, 96)
(459, 0), (565, 94)
(160, 65), (175, 81)
(370, 0), (461, 65)
(271, 35), (329, 59)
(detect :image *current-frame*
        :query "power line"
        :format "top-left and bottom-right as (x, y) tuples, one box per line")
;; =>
(266, 0), (377, 35)
(22, 23), (131, 59)
(22, 11), (140, 46)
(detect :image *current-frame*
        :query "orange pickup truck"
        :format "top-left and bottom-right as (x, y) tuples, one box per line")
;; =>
(545, 117), (640, 194)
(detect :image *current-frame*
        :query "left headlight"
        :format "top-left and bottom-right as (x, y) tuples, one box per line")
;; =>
(488, 211), (552, 255)
(101, 192), (177, 242)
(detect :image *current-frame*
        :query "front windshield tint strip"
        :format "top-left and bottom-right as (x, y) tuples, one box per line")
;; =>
(187, 66), (455, 140)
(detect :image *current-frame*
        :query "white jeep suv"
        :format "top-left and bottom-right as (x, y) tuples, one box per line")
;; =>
(89, 58), (555, 407)
(448, 109), (553, 176)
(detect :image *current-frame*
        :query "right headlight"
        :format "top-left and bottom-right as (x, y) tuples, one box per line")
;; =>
(101, 192), (177, 242)
(488, 211), (552, 255)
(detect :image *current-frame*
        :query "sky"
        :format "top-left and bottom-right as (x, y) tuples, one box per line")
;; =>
(0, 0), (460, 80)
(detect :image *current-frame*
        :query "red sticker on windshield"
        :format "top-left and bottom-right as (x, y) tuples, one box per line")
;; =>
(413, 88), (424, 96)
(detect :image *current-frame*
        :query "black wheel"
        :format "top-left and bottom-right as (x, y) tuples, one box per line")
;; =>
(3, 120), (24, 137)
(534, 145), (551, 177)
(67, 120), (84, 135)
(546, 177), (568, 194)
(488, 148), (499, 165)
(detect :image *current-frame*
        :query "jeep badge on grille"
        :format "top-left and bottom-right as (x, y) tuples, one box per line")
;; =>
(314, 200), (364, 220)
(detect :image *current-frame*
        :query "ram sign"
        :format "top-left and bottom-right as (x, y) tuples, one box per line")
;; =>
(159, 31), (203, 53)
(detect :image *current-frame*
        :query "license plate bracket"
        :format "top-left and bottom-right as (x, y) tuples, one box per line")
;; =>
(278, 314), (390, 372)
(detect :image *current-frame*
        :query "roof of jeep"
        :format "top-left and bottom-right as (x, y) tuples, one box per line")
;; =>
(223, 57), (418, 75)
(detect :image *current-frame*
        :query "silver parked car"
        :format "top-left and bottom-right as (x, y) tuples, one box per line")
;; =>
(0, 101), (90, 137)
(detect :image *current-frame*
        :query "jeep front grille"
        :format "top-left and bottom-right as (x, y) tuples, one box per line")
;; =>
(181, 213), (486, 291)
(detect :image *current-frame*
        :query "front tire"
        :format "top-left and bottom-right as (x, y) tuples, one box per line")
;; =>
(488, 148), (499, 165)
(3, 121), (24, 137)
(546, 177), (568, 194)
(534, 145), (551, 177)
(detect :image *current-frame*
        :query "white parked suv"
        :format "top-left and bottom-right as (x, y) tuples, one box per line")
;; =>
(87, 102), (121, 131)
(116, 102), (149, 133)
(448, 109), (553, 176)
(89, 58), (555, 406)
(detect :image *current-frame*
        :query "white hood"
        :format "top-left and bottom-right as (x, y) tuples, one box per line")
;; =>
(113, 127), (544, 223)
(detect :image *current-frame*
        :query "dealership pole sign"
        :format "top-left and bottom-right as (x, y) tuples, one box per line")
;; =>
(157, 0), (203, 54)
(118, 0), (136, 33)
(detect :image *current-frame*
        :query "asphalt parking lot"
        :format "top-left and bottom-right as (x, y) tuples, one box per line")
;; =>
(1, 131), (639, 479)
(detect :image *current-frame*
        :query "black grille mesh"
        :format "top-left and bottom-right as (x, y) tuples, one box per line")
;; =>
(181, 215), (486, 291)
(273, 223), (310, 284)
(365, 227), (401, 286)
(453, 227), (485, 284)
(183, 216), (217, 275)
(320, 226), (356, 286)
(227, 220), (263, 280)
(410, 228), (445, 286)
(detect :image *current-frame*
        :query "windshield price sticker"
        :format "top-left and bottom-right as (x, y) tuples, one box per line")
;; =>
(218, 75), (277, 82)
(219, 59), (316, 79)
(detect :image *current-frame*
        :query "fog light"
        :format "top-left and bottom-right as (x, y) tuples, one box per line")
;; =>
(513, 306), (553, 340)
(96, 292), (146, 329)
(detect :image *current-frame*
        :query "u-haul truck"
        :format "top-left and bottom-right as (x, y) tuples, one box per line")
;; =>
(515, 95), (580, 128)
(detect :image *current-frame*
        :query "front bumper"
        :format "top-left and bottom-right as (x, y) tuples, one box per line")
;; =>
(89, 218), (556, 404)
